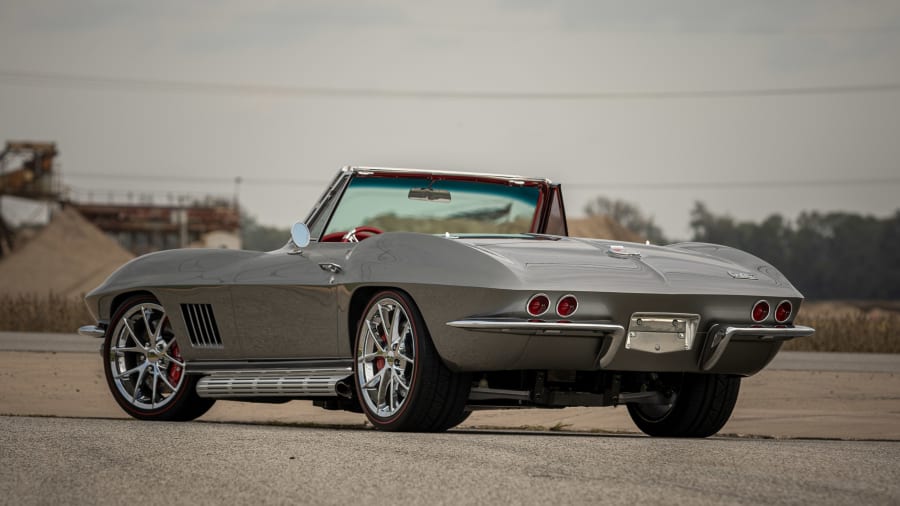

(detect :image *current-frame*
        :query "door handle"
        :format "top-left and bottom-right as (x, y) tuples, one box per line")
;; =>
(318, 262), (343, 274)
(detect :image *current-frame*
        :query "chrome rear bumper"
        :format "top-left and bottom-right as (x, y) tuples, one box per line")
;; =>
(701, 324), (815, 371)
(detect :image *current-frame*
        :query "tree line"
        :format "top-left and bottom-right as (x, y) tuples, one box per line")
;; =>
(586, 197), (900, 300)
(688, 203), (900, 300)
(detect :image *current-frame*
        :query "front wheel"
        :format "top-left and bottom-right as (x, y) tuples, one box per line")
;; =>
(103, 295), (215, 421)
(627, 373), (740, 438)
(353, 290), (470, 432)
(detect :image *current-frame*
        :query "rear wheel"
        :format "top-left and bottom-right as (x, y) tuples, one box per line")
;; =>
(103, 295), (215, 421)
(627, 373), (740, 438)
(353, 290), (470, 432)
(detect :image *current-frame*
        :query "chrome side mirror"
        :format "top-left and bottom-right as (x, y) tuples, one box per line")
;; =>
(290, 222), (310, 248)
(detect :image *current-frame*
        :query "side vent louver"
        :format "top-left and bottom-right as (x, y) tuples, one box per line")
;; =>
(181, 304), (223, 348)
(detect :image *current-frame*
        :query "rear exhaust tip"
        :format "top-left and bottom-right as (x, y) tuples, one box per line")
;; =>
(335, 378), (354, 399)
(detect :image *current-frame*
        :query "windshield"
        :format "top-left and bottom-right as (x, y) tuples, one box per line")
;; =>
(323, 176), (540, 236)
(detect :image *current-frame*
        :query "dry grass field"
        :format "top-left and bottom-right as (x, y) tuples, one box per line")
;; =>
(0, 295), (897, 353)
(0, 293), (92, 333)
(787, 301), (900, 353)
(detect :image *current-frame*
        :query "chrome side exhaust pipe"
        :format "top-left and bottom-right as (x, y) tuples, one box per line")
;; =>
(335, 377), (354, 399)
(195, 368), (353, 398)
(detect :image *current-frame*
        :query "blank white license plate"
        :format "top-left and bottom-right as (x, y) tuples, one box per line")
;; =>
(625, 313), (700, 353)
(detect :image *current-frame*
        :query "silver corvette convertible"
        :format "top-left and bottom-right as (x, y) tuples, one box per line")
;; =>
(79, 167), (814, 437)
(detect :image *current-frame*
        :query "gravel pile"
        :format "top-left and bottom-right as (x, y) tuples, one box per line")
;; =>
(0, 205), (133, 298)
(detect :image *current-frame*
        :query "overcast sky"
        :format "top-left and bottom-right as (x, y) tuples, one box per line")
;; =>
(1, 0), (899, 239)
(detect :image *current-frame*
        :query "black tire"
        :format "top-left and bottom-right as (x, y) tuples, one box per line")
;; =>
(627, 373), (740, 438)
(353, 290), (471, 432)
(103, 295), (215, 421)
(435, 409), (472, 432)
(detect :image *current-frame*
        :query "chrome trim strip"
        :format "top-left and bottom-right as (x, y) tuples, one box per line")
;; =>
(701, 324), (815, 371)
(187, 358), (353, 374)
(446, 319), (625, 336)
(195, 367), (352, 398)
(303, 169), (351, 226)
(77, 325), (105, 338)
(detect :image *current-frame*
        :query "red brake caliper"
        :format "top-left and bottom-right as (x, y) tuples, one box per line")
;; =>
(167, 341), (183, 384)
(373, 326), (387, 372)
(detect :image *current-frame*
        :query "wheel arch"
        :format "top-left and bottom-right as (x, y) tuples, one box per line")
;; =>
(347, 286), (415, 353)
(107, 290), (158, 322)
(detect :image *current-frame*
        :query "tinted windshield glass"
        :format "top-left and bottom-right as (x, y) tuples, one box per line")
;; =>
(324, 177), (540, 236)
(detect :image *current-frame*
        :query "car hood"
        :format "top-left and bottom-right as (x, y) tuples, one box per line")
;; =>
(458, 235), (800, 297)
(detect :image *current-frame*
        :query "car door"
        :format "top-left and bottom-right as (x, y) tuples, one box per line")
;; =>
(228, 242), (351, 359)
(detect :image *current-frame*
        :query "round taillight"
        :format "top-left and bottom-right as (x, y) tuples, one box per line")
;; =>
(527, 294), (550, 317)
(556, 295), (578, 318)
(751, 300), (770, 322)
(775, 300), (792, 323)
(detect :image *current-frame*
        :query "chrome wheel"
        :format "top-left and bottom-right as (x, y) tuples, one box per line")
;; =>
(108, 302), (185, 410)
(356, 297), (416, 419)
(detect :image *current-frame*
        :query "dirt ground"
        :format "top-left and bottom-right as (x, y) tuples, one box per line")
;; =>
(2, 350), (898, 439)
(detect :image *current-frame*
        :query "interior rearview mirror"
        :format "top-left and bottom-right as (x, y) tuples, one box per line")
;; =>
(408, 187), (451, 202)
